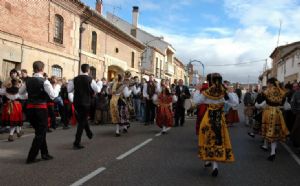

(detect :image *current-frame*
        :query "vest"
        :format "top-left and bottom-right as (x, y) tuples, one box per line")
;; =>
(26, 77), (48, 104)
(73, 75), (93, 107)
(147, 81), (156, 98)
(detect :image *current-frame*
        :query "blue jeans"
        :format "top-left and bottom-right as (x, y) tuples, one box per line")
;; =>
(140, 102), (146, 122)
(133, 98), (141, 120)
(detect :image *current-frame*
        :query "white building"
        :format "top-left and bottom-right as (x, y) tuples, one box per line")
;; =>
(106, 7), (177, 81)
(276, 47), (300, 83)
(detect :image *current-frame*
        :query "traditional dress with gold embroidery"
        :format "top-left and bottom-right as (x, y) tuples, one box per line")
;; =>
(261, 86), (289, 142)
(110, 82), (124, 124)
(194, 85), (234, 162)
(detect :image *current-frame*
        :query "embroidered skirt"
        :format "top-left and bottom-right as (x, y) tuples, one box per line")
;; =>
(198, 104), (234, 162)
(110, 95), (120, 124)
(261, 106), (289, 142)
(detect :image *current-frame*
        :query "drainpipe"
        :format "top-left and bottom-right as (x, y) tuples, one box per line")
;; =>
(78, 11), (93, 74)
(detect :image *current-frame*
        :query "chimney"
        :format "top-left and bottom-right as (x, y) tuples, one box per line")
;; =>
(132, 6), (139, 28)
(96, 0), (103, 15)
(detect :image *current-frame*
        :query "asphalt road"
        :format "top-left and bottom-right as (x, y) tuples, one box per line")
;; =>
(1, 110), (300, 186)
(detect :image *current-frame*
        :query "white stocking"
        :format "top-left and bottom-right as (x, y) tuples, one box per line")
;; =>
(212, 161), (218, 170)
(16, 126), (21, 133)
(263, 139), (268, 148)
(116, 124), (120, 134)
(10, 127), (16, 136)
(271, 142), (277, 155)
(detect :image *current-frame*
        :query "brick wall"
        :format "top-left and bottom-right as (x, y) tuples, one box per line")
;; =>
(0, 0), (80, 57)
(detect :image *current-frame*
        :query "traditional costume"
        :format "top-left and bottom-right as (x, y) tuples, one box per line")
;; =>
(257, 79), (289, 161)
(20, 63), (57, 163)
(68, 68), (102, 149)
(156, 88), (174, 134)
(0, 80), (23, 142)
(193, 73), (234, 177)
(143, 77), (159, 125)
(225, 90), (240, 126)
(110, 72), (132, 136)
(195, 83), (209, 136)
(60, 83), (72, 129)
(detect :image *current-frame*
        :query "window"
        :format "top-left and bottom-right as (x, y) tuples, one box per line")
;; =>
(54, 14), (64, 44)
(156, 57), (159, 77)
(292, 56), (295, 67)
(131, 52), (135, 68)
(90, 66), (96, 79)
(115, 48), (119, 53)
(91, 31), (97, 54)
(52, 65), (62, 77)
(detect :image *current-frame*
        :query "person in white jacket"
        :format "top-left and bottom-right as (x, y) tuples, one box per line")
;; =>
(225, 86), (240, 126)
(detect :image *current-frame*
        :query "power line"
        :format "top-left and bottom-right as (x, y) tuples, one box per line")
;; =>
(205, 59), (267, 67)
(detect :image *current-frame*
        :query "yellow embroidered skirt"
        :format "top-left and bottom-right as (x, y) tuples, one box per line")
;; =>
(110, 95), (120, 124)
(261, 106), (289, 142)
(198, 104), (234, 162)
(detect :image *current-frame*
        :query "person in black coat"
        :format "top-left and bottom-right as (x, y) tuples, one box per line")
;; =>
(67, 64), (102, 150)
(174, 79), (191, 127)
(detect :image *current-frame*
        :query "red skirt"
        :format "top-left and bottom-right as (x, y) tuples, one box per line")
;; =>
(156, 105), (173, 128)
(1, 101), (23, 126)
(226, 108), (240, 124)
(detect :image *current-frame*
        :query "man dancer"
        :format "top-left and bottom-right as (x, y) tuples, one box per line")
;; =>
(68, 64), (102, 149)
(143, 74), (158, 125)
(174, 79), (191, 127)
(19, 61), (56, 164)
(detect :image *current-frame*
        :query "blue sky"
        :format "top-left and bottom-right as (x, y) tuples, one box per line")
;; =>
(82, 0), (300, 83)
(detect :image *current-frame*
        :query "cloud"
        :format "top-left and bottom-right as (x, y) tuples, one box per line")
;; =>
(203, 27), (232, 36)
(140, 1), (160, 10)
(139, 0), (300, 83)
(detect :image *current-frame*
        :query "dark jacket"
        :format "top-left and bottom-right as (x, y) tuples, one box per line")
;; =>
(175, 85), (191, 108)
(73, 75), (93, 107)
(291, 91), (300, 113)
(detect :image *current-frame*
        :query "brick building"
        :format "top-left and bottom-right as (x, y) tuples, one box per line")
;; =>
(0, 0), (145, 82)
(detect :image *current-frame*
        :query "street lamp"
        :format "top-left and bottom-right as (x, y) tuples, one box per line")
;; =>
(189, 60), (205, 83)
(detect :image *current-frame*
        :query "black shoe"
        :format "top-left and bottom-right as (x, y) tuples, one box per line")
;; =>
(63, 126), (70, 130)
(123, 128), (128, 133)
(248, 132), (255, 138)
(204, 162), (212, 168)
(41, 154), (54, 161)
(162, 131), (167, 135)
(73, 144), (85, 150)
(174, 125), (178, 127)
(211, 168), (218, 177)
(260, 146), (268, 151)
(47, 129), (53, 133)
(115, 132), (121, 137)
(268, 154), (276, 161)
(26, 159), (41, 164)
(87, 133), (93, 140)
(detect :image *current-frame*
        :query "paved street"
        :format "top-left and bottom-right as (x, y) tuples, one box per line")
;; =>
(1, 110), (300, 186)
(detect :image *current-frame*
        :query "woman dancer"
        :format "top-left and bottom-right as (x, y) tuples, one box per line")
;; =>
(156, 81), (175, 134)
(110, 73), (132, 137)
(0, 79), (24, 141)
(257, 78), (289, 161)
(193, 73), (234, 177)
